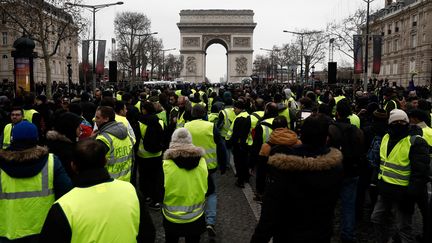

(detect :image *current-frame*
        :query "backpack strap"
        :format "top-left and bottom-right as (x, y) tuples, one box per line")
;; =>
(410, 135), (420, 145)
(251, 112), (261, 121)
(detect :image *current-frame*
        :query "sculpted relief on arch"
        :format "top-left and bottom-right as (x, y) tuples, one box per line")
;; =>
(235, 56), (248, 75)
(202, 35), (231, 49)
(186, 56), (197, 74)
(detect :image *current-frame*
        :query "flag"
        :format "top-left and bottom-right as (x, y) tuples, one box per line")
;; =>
(353, 35), (363, 74)
(82, 40), (89, 73)
(96, 40), (106, 75)
(372, 35), (382, 74)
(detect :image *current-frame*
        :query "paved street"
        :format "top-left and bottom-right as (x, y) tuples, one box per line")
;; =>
(149, 162), (424, 243)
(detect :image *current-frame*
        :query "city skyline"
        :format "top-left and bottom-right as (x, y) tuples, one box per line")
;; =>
(80, 0), (384, 82)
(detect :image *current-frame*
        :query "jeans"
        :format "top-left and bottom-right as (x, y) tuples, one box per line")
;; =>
(206, 172), (217, 225)
(371, 195), (415, 243)
(340, 176), (359, 241)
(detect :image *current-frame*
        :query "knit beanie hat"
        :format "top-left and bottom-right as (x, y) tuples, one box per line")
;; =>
(388, 109), (409, 124)
(11, 121), (38, 150)
(170, 128), (192, 149)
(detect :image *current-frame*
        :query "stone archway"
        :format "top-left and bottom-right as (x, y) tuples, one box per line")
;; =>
(177, 10), (257, 83)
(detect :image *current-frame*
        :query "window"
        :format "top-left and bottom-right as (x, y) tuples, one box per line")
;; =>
(413, 15), (418, 27)
(411, 34), (417, 48)
(2, 32), (7, 45)
(387, 41), (392, 53)
(409, 59), (416, 73)
(386, 64), (391, 75)
(393, 63), (398, 75)
(395, 21), (400, 32)
(394, 39), (399, 52)
(2, 55), (7, 71)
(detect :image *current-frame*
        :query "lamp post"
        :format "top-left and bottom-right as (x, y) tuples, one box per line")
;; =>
(66, 53), (72, 98)
(283, 30), (322, 84)
(161, 48), (176, 80)
(66, 1), (124, 93)
(311, 65), (316, 89)
(362, 0), (375, 92)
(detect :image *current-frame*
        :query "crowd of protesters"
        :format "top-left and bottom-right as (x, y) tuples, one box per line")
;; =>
(0, 79), (431, 243)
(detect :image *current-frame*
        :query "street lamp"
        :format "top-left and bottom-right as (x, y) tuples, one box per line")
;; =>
(66, 52), (72, 98)
(362, 0), (375, 92)
(283, 30), (322, 84)
(161, 48), (176, 80)
(65, 1), (124, 92)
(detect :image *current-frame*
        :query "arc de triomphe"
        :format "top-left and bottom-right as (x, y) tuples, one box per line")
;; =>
(177, 10), (257, 83)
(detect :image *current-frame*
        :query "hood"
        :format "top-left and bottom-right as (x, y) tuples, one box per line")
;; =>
(284, 88), (292, 98)
(259, 128), (301, 157)
(0, 146), (49, 178)
(99, 121), (128, 140)
(46, 130), (73, 143)
(163, 144), (205, 170)
(268, 128), (301, 146)
(268, 147), (342, 171)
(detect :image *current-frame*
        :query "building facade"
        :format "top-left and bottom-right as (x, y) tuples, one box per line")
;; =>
(367, 0), (432, 87)
(0, 4), (79, 85)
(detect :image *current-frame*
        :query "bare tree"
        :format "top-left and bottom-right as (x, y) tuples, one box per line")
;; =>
(297, 31), (327, 80)
(0, 0), (86, 98)
(165, 53), (182, 80)
(326, 8), (367, 59)
(114, 11), (152, 82)
(144, 36), (163, 80)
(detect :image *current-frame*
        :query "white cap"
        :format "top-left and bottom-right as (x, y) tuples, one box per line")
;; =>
(388, 109), (409, 124)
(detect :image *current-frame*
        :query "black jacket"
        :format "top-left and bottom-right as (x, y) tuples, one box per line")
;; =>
(40, 168), (156, 243)
(45, 130), (75, 177)
(251, 145), (343, 243)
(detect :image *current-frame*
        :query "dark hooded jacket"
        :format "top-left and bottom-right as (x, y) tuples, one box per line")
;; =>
(251, 145), (343, 243)
(46, 130), (75, 177)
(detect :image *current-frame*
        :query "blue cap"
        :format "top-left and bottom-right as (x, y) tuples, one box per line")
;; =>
(12, 121), (38, 142)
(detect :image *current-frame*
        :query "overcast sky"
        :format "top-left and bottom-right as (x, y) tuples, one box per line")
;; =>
(84, 0), (384, 82)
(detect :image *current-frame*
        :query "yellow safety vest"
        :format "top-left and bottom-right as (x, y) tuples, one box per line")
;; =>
(207, 97), (214, 113)
(332, 95), (346, 116)
(2, 123), (12, 149)
(278, 108), (291, 129)
(208, 113), (219, 123)
(156, 110), (168, 127)
(23, 109), (38, 123)
(260, 118), (275, 143)
(115, 115), (136, 144)
(185, 120), (218, 170)
(137, 120), (164, 159)
(134, 100), (141, 111)
(421, 126), (432, 147)
(384, 100), (398, 112)
(175, 90), (182, 96)
(162, 158), (208, 224)
(0, 154), (54, 240)
(226, 111), (253, 145)
(56, 180), (140, 243)
(219, 107), (236, 139)
(96, 132), (133, 182)
(348, 114), (361, 128)
(250, 111), (265, 129)
(176, 111), (186, 128)
(379, 134), (413, 186)
(116, 93), (122, 101)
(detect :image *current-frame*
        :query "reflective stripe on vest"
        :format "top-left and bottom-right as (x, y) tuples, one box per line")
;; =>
(56, 180), (140, 243)
(379, 134), (413, 186)
(0, 154), (54, 239)
(137, 120), (164, 158)
(23, 109), (38, 123)
(162, 158), (208, 224)
(185, 120), (218, 170)
(2, 123), (12, 149)
(332, 96), (346, 115)
(97, 132), (133, 181)
(384, 100), (397, 112)
(220, 108), (235, 139)
(261, 118), (275, 143)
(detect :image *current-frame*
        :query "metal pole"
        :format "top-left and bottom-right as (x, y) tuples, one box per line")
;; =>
(363, 0), (371, 92)
(92, 7), (96, 92)
(162, 50), (165, 80)
(300, 34), (304, 84)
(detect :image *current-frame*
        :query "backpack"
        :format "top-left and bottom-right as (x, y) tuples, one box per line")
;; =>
(332, 122), (364, 176)
(367, 135), (382, 169)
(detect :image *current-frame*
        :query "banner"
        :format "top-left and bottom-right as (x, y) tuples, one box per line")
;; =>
(82, 40), (90, 73)
(96, 40), (106, 75)
(353, 35), (363, 74)
(372, 35), (383, 74)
